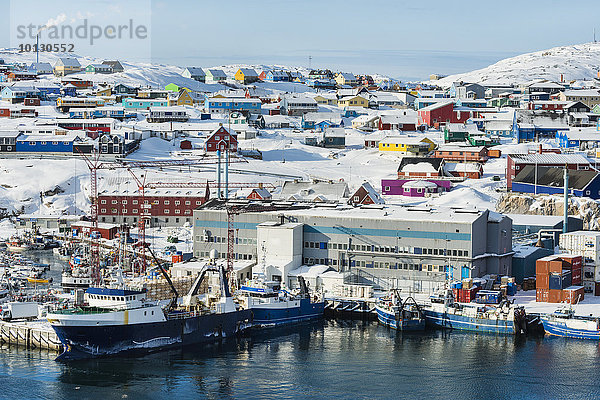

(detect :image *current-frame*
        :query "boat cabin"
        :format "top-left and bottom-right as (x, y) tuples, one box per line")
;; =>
(85, 287), (147, 309)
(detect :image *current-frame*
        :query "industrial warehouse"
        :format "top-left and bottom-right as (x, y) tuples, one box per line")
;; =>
(192, 199), (513, 292)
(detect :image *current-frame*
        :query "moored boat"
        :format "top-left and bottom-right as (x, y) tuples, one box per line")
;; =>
(375, 291), (425, 331)
(240, 276), (324, 327)
(47, 263), (252, 360)
(541, 308), (600, 340)
(423, 289), (527, 335)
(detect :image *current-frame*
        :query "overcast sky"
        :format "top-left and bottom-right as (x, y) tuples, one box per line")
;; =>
(2, 0), (599, 79)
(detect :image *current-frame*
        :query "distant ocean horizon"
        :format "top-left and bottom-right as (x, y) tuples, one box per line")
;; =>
(152, 49), (520, 82)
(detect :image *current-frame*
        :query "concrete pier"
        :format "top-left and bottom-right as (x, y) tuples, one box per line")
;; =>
(0, 320), (62, 352)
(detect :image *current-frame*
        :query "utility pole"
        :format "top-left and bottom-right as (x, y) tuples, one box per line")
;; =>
(308, 55), (312, 70)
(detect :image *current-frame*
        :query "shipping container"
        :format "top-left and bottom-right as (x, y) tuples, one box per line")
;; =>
(537, 273), (549, 289)
(549, 273), (562, 290)
(571, 267), (582, 285)
(562, 286), (585, 304)
(583, 266), (597, 281)
(548, 289), (562, 303)
(549, 260), (563, 274)
(474, 290), (501, 304)
(536, 288), (549, 302)
(560, 254), (583, 270)
(536, 259), (550, 275)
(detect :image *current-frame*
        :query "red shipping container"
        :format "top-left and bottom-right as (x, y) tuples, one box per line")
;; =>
(536, 289), (549, 302)
(548, 261), (563, 274)
(536, 273), (549, 289)
(536, 260), (549, 275)
(453, 288), (460, 300)
(560, 255), (582, 270)
(549, 289), (562, 303)
(172, 254), (182, 263)
(563, 287), (585, 304)
(571, 267), (582, 285)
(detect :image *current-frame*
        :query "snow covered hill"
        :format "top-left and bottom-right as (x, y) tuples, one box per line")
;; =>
(433, 42), (600, 87)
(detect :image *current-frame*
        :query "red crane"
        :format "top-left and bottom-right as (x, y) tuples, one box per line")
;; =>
(79, 153), (248, 284)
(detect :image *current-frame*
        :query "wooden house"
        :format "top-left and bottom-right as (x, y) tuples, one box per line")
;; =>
(182, 67), (205, 82)
(235, 68), (259, 84)
(102, 61), (124, 73)
(206, 69), (227, 83)
(335, 72), (358, 87)
(337, 95), (368, 108)
(445, 162), (483, 179)
(54, 57), (82, 76)
(397, 157), (445, 178)
(247, 188), (272, 200)
(349, 182), (384, 206)
(205, 126), (238, 153)
(434, 145), (488, 163)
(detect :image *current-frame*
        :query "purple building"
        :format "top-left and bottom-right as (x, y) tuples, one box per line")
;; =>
(381, 179), (451, 197)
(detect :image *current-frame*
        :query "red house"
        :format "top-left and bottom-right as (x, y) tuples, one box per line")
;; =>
(445, 162), (484, 179)
(258, 71), (267, 81)
(418, 101), (477, 128)
(397, 157), (444, 178)
(378, 115), (417, 131)
(180, 139), (192, 150)
(71, 221), (119, 240)
(205, 126), (238, 153)
(247, 188), (272, 200)
(348, 182), (384, 206)
(61, 78), (93, 88)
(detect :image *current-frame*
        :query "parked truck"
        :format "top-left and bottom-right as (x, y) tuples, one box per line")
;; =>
(0, 302), (39, 321)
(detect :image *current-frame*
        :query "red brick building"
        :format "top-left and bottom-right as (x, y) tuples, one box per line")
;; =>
(205, 126), (238, 153)
(71, 221), (119, 240)
(98, 187), (209, 226)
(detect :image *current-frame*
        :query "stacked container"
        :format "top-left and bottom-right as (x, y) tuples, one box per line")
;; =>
(536, 254), (582, 303)
(560, 231), (600, 294)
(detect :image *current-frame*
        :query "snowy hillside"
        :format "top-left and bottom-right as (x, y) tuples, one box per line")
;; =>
(433, 42), (600, 87)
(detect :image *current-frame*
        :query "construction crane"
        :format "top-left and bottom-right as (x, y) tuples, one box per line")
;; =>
(79, 153), (247, 284)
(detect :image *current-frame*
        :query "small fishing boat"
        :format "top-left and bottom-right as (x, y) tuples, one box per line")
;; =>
(375, 290), (425, 331)
(541, 307), (600, 340)
(6, 239), (30, 253)
(27, 276), (53, 284)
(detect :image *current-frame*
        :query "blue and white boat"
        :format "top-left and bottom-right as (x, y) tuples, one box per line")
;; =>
(375, 292), (425, 331)
(47, 263), (252, 359)
(240, 275), (324, 327)
(541, 308), (600, 340)
(423, 289), (527, 335)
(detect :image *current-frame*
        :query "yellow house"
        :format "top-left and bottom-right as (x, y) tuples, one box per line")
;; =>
(234, 68), (259, 84)
(335, 72), (357, 86)
(53, 57), (82, 76)
(337, 95), (368, 108)
(96, 87), (112, 96)
(176, 90), (194, 106)
(313, 94), (338, 106)
(378, 136), (436, 155)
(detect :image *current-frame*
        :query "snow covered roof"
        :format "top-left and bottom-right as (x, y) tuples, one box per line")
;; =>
(401, 162), (439, 173)
(279, 181), (349, 202)
(380, 136), (432, 145)
(445, 162), (481, 172)
(403, 180), (438, 189)
(562, 89), (600, 97)
(288, 264), (334, 278)
(238, 68), (258, 77)
(358, 181), (384, 204)
(509, 153), (590, 165)
(184, 67), (205, 76)
(55, 58), (81, 67)
(207, 69), (227, 78)
(398, 157), (443, 172)
(418, 100), (454, 112)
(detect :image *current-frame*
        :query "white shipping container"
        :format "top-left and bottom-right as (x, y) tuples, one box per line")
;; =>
(560, 232), (600, 265)
(584, 280), (595, 293)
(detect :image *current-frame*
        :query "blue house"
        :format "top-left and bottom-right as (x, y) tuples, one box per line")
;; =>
(69, 107), (125, 119)
(34, 83), (60, 100)
(265, 70), (289, 82)
(204, 97), (262, 114)
(122, 98), (168, 110)
(16, 133), (81, 153)
(516, 123), (569, 143)
(301, 112), (343, 131)
(512, 165), (600, 199)
(556, 129), (600, 150)
(1, 84), (40, 103)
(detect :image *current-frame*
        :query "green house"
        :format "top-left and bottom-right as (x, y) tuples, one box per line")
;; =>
(444, 123), (471, 143)
(165, 83), (180, 92)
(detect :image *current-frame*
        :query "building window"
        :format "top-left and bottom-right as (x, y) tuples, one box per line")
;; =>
(101, 200), (106, 204)
(164, 200), (170, 205)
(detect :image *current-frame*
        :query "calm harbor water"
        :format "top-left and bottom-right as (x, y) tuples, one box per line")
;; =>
(0, 320), (599, 400)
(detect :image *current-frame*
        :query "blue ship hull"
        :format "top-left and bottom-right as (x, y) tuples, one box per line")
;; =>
(375, 306), (425, 331)
(251, 298), (324, 327)
(423, 309), (515, 335)
(52, 309), (252, 360)
(541, 318), (600, 340)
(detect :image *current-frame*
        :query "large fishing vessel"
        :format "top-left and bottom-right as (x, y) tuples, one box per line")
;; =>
(422, 289), (527, 335)
(240, 275), (324, 327)
(375, 291), (425, 331)
(47, 262), (252, 359)
(541, 308), (600, 340)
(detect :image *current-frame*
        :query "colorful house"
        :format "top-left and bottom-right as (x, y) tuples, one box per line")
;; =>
(349, 182), (384, 205)
(378, 115), (417, 131)
(434, 145), (488, 163)
(247, 188), (272, 200)
(205, 69), (227, 83)
(418, 101), (477, 128)
(445, 162), (484, 179)
(337, 95), (368, 108)
(122, 98), (168, 110)
(205, 126), (238, 153)
(512, 166), (600, 199)
(53, 57), (81, 76)
(381, 179), (451, 197)
(378, 136), (436, 155)
(397, 157), (445, 179)
(182, 67), (205, 82)
(16, 133), (81, 153)
(335, 72), (358, 87)
(85, 64), (113, 74)
(265, 70), (289, 82)
(204, 97), (262, 114)
(235, 68), (259, 84)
